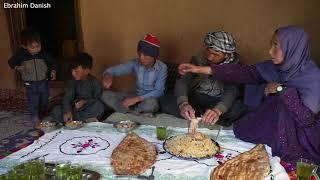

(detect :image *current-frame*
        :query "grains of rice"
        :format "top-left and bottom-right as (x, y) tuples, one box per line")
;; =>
(165, 132), (219, 158)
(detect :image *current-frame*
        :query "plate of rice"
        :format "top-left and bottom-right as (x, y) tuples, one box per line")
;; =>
(163, 132), (220, 160)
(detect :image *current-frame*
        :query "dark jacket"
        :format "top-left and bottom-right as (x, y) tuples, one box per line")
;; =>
(62, 75), (103, 113)
(8, 48), (57, 81)
(174, 51), (240, 113)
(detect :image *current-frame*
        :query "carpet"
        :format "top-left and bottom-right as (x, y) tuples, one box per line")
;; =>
(0, 128), (44, 159)
(0, 111), (44, 159)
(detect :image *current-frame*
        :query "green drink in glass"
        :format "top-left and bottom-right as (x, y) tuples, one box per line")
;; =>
(55, 163), (82, 180)
(7, 170), (18, 180)
(296, 159), (316, 180)
(156, 126), (167, 140)
(67, 165), (82, 180)
(55, 163), (71, 180)
(14, 168), (30, 180)
(25, 159), (45, 180)
(0, 174), (6, 180)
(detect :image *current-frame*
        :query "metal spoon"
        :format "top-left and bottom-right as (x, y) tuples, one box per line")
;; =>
(215, 126), (223, 141)
(147, 166), (155, 180)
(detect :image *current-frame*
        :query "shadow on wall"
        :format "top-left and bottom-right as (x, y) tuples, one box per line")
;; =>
(88, 34), (136, 92)
(160, 32), (203, 64)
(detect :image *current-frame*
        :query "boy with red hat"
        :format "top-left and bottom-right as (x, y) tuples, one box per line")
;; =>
(101, 34), (167, 115)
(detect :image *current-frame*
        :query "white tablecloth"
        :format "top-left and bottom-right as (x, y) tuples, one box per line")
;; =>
(0, 122), (289, 180)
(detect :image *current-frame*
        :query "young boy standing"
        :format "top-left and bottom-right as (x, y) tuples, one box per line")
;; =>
(50, 53), (105, 122)
(8, 28), (57, 126)
(102, 34), (167, 115)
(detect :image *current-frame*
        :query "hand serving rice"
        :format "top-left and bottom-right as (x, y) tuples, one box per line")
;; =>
(164, 132), (219, 159)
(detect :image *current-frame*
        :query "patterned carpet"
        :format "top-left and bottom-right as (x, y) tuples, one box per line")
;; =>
(0, 89), (28, 113)
(0, 111), (32, 140)
(0, 111), (44, 159)
(0, 88), (62, 159)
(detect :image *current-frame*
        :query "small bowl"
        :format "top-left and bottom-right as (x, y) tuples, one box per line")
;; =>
(113, 120), (139, 133)
(64, 121), (83, 130)
(36, 121), (57, 132)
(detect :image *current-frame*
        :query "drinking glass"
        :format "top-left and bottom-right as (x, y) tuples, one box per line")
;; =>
(156, 126), (167, 140)
(296, 159), (317, 180)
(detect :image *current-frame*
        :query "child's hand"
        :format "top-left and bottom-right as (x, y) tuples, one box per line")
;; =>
(122, 96), (142, 108)
(63, 112), (73, 122)
(75, 100), (87, 110)
(15, 66), (24, 72)
(264, 82), (281, 96)
(102, 74), (113, 89)
(51, 70), (56, 80)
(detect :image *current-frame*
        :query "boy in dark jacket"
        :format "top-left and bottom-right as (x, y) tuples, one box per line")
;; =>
(50, 53), (105, 123)
(8, 28), (57, 126)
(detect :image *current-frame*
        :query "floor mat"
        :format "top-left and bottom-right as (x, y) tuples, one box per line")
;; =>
(0, 129), (44, 159)
(0, 89), (28, 112)
(0, 111), (33, 140)
(0, 88), (64, 114)
(0, 111), (44, 159)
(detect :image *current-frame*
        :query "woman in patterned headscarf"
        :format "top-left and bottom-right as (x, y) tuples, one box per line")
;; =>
(160, 31), (246, 127)
(178, 26), (320, 164)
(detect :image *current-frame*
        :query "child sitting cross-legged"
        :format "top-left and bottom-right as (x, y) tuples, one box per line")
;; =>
(101, 34), (167, 117)
(49, 53), (105, 123)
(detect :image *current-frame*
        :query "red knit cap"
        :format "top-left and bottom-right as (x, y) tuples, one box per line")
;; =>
(137, 33), (160, 57)
(142, 34), (160, 47)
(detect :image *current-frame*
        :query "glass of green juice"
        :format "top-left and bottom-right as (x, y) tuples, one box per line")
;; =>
(156, 126), (167, 140)
(296, 159), (317, 180)
(55, 163), (71, 180)
(24, 158), (45, 180)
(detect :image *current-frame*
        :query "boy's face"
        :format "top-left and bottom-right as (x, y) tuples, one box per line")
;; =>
(23, 41), (42, 55)
(71, 66), (90, 80)
(205, 48), (226, 64)
(138, 52), (156, 68)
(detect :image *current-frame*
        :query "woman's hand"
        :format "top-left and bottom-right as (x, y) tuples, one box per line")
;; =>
(179, 102), (196, 120)
(178, 63), (199, 75)
(202, 108), (222, 125)
(264, 82), (281, 96)
(178, 63), (212, 75)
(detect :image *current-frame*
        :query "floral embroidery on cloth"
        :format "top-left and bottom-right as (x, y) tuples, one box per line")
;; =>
(71, 139), (100, 153)
(59, 136), (110, 155)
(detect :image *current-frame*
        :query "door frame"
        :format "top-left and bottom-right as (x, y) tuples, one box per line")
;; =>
(5, 0), (84, 85)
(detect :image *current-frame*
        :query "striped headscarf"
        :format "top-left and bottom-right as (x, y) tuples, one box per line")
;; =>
(204, 31), (237, 64)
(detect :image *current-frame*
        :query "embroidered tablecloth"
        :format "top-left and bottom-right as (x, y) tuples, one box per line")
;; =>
(0, 122), (289, 179)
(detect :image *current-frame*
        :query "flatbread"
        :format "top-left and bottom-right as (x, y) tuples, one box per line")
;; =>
(111, 132), (157, 175)
(211, 144), (270, 180)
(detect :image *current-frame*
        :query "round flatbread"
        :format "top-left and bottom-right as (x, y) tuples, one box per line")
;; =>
(111, 132), (156, 175)
(211, 144), (270, 180)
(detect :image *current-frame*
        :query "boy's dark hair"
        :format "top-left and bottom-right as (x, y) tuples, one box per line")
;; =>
(70, 53), (93, 70)
(20, 28), (41, 46)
